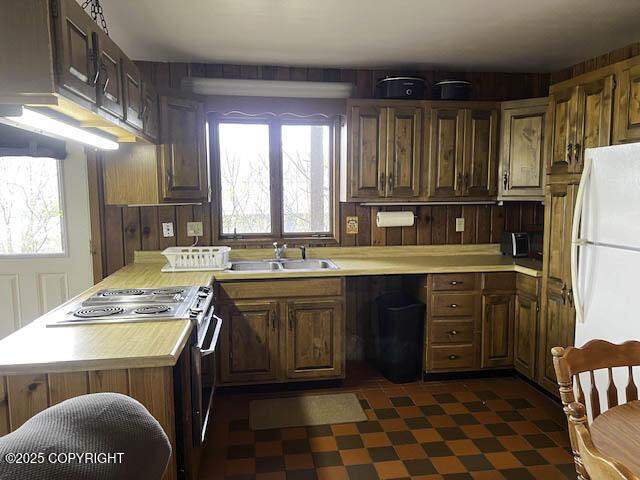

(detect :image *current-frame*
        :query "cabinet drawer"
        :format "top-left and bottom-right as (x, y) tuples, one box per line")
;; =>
(431, 273), (477, 291)
(483, 272), (516, 291)
(516, 274), (539, 296)
(430, 321), (474, 344)
(430, 345), (475, 370)
(431, 293), (477, 317)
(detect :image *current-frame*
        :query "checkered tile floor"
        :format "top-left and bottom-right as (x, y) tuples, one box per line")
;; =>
(199, 368), (576, 479)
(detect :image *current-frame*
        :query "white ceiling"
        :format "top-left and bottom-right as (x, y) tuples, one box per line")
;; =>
(96, 0), (640, 72)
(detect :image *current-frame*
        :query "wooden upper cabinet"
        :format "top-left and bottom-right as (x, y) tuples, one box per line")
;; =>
(498, 98), (548, 200)
(428, 108), (465, 198)
(122, 57), (143, 130)
(616, 61), (640, 143)
(219, 301), (280, 384)
(546, 87), (578, 176)
(386, 106), (423, 197)
(462, 108), (498, 197)
(573, 75), (614, 172)
(95, 32), (124, 119)
(349, 104), (387, 198)
(285, 299), (344, 380)
(142, 82), (159, 141)
(51, 0), (98, 104)
(159, 96), (208, 202)
(481, 293), (515, 368)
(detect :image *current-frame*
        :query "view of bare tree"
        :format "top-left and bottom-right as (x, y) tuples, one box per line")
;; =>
(219, 122), (331, 237)
(0, 157), (63, 254)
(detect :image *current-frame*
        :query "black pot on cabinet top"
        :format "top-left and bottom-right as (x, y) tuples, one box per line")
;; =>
(376, 76), (426, 100)
(432, 80), (472, 100)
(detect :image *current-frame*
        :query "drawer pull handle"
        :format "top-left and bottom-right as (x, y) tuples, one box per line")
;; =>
(449, 281), (463, 285)
(448, 354), (459, 360)
(449, 304), (458, 308)
(448, 330), (458, 335)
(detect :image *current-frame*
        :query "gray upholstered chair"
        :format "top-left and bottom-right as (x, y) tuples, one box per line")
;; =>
(0, 393), (171, 480)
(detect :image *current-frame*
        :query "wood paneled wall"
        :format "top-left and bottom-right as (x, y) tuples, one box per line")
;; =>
(136, 61), (550, 101)
(101, 200), (543, 276)
(551, 41), (640, 83)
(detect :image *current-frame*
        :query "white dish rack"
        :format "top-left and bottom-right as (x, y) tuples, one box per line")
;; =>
(161, 246), (231, 272)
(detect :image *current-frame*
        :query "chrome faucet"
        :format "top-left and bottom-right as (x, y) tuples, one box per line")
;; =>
(273, 242), (287, 260)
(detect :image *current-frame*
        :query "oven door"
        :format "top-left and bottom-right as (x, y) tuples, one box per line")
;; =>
(190, 310), (222, 448)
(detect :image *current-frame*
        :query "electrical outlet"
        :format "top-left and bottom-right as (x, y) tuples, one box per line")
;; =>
(346, 216), (359, 235)
(187, 221), (203, 237)
(162, 222), (174, 238)
(455, 217), (465, 232)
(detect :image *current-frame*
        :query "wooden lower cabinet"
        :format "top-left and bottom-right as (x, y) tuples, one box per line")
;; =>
(285, 300), (344, 379)
(217, 279), (345, 385)
(481, 293), (515, 368)
(218, 301), (280, 384)
(513, 275), (541, 380)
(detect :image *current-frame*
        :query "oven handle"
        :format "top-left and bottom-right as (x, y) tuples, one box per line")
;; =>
(201, 314), (222, 356)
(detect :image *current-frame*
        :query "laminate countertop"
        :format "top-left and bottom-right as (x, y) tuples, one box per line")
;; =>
(0, 245), (542, 375)
(0, 263), (214, 375)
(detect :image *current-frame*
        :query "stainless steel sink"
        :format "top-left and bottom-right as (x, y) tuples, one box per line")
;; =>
(228, 261), (283, 271)
(280, 259), (338, 270)
(226, 259), (338, 272)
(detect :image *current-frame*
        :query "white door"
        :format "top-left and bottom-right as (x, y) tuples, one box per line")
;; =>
(0, 143), (93, 339)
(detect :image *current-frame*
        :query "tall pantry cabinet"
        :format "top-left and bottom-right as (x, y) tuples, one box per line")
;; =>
(537, 69), (615, 394)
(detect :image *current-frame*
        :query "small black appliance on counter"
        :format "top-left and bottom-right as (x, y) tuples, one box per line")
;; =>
(501, 232), (530, 258)
(376, 76), (425, 99)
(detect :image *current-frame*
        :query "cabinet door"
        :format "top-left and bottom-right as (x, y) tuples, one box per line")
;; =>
(462, 108), (498, 197)
(538, 286), (573, 393)
(543, 183), (576, 295)
(285, 300), (344, 379)
(514, 292), (538, 379)
(95, 32), (124, 119)
(219, 301), (279, 383)
(428, 108), (465, 198)
(546, 87), (578, 175)
(573, 75), (614, 172)
(616, 63), (640, 143)
(122, 58), (143, 130)
(142, 82), (159, 141)
(349, 105), (387, 198)
(499, 102), (547, 198)
(386, 106), (423, 197)
(481, 294), (514, 368)
(51, 0), (97, 103)
(159, 96), (208, 201)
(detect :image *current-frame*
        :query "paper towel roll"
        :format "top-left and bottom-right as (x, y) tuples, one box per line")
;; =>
(376, 211), (415, 228)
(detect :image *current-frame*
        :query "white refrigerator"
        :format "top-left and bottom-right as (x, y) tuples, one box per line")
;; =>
(571, 143), (640, 415)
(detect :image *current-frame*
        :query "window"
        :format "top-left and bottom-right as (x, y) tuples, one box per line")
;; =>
(213, 116), (337, 242)
(0, 156), (65, 255)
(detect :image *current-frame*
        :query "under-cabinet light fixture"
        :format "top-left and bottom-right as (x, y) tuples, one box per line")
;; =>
(2, 107), (119, 150)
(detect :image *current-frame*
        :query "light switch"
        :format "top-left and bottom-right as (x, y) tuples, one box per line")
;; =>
(187, 221), (203, 237)
(162, 222), (174, 238)
(455, 217), (465, 232)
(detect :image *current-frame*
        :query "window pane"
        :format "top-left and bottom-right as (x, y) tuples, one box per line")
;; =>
(0, 156), (64, 255)
(218, 123), (272, 235)
(282, 125), (331, 234)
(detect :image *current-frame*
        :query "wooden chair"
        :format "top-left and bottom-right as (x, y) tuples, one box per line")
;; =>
(552, 340), (640, 480)
(567, 402), (640, 480)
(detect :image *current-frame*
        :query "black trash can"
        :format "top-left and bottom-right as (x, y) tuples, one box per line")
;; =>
(375, 293), (426, 384)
